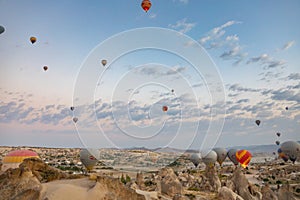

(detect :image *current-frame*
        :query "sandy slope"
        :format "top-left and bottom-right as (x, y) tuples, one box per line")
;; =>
(40, 178), (103, 200)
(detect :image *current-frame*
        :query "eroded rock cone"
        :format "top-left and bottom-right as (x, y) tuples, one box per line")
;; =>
(95, 176), (146, 200)
(19, 157), (84, 182)
(278, 183), (298, 200)
(204, 165), (221, 192)
(136, 172), (145, 190)
(218, 186), (244, 200)
(261, 185), (278, 200)
(227, 167), (262, 200)
(158, 167), (183, 197)
(0, 166), (42, 200)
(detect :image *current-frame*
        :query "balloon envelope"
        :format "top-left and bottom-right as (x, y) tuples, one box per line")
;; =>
(101, 59), (107, 66)
(141, 0), (152, 12)
(162, 106), (168, 112)
(30, 36), (37, 44)
(70, 106), (75, 111)
(227, 149), (239, 165)
(202, 151), (217, 167)
(280, 141), (300, 163)
(79, 149), (99, 171)
(255, 120), (260, 126)
(276, 141), (280, 145)
(43, 66), (48, 71)
(276, 132), (281, 137)
(2, 150), (39, 171)
(190, 153), (201, 167)
(73, 117), (78, 123)
(213, 148), (227, 166)
(0, 25), (5, 34)
(236, 149), (252, 168)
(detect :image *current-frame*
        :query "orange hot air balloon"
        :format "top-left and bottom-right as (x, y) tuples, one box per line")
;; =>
(30, 36), (37, 44)
(141, 0), (152, 12)
(162, 105), (168, 112)
(235, 150), (252, 168)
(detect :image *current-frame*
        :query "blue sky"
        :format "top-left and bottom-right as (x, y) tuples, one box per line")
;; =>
(0, 0), (299, 150)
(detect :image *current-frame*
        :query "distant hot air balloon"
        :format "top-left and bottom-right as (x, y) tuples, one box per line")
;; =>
(70, 106), (75, 111)
(190, 153), (201, 167)
(236, 149), (252, 168)
(202, 151), (217, 167)
(227, 149), (239, 166)
(73, 117), (78, 123)
(101, 59), (107, 67)
(255, 120), (261, 126)
(141, 0), (152, 12)
(0, 25), (5, 35)
(213, 148), (227, 166)
(43, 66), (48, 71)
(280, 141), (300, 164)
(1, 149), (40, 171)
(273, 152), (276, 155)
(79, 149), (99, 171)
(171, 89), (174, 93)
(30, 36), (37, 44)
(162, 106), (168, 112)
(276, 132), (281, 137)
(285, 107), (288, 110)
(277, 148), (289, 162)
(276, 141), (280, 145)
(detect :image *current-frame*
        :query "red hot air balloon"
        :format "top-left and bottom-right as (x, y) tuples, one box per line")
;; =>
(141, 0), (152, 12)
(162, 106), (168, 112)
(235, 149), (252, 168)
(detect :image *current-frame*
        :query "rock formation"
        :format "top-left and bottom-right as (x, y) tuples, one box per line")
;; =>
(226, 167), (262, 200)
(158, 167), (183, 197)
(0, 166), (42, 200)
(218, 186), (244, 200)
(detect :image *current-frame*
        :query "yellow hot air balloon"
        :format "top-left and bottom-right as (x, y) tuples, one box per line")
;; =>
(235, 149), (252, 168)
(2, 150), (40, 171)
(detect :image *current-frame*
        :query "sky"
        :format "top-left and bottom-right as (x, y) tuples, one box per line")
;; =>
(0, 0), (299, 150)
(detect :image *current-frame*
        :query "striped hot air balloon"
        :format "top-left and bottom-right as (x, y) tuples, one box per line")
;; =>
(2, 149), (40, 171)
(235, 149), (252, 168)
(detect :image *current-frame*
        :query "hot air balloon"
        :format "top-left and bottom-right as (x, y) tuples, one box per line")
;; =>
(276, 132), (281, 137)
(70, 106), (75, 111)
(171, 89), (174, 93)
(101, 59), (107, 66)
(162, 106), (168, 112)
(227, 149), (239, 165)
(285, 107), (288, 110)
(141, 0), (152, 12)
(190, 153), (201, 167)
(255, 120), (260, 126)
(1, 150), (39, 171)
(202, 151), (217, 167)
(79, 149), (99, 171)
(73, 117), (78, 123)
(235, 149), (252, 168)
(213, 148), (227, 166)
(280, 141), (300, 164)
(30, 36), (37, 44)
(277, 148), (289, 162)
(0, 25), (5, 34)
(276, 141), (280, 145)
(43, 66), (48, 71)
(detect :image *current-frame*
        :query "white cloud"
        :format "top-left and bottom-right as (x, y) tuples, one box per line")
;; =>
(168, 18), (196, 34)
(282, 40), (295, 51)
